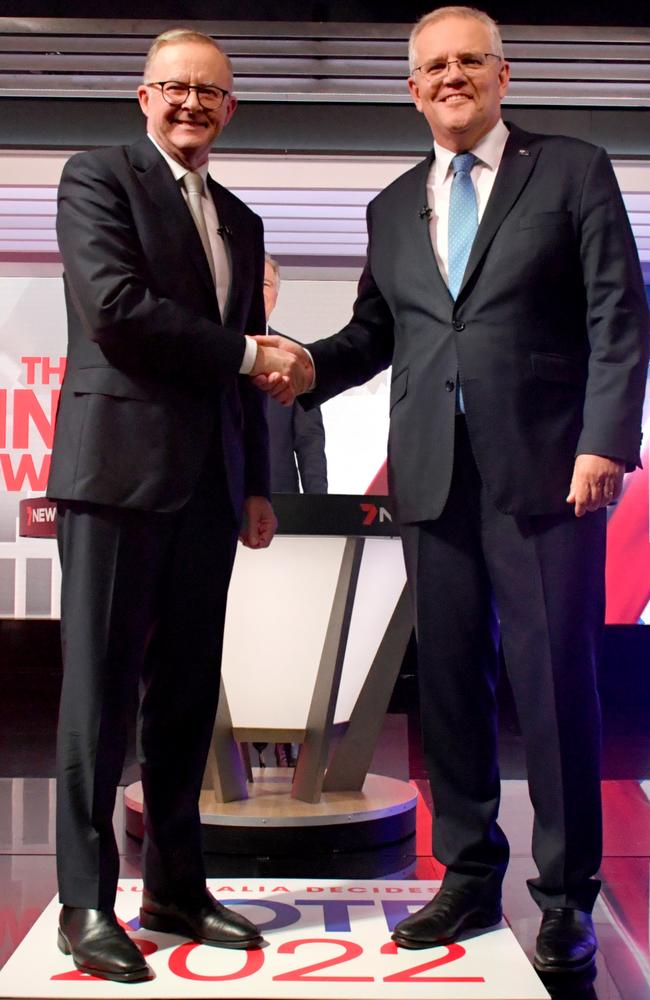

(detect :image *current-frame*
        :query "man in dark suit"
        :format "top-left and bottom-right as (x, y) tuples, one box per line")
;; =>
(263, 255), (328, 494)
(48, 28), (303, 983)
(258, 6), (649, 977)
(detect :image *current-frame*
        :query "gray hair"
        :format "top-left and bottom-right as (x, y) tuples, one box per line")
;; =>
(408, 6), (504, 72)
(143, 28), (233, 81)
(264, 253), (281, 288)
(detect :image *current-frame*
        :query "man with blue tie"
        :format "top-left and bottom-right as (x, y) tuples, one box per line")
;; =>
(258, 5), (649, 977)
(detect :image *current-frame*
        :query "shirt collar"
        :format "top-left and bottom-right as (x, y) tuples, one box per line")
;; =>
(432, 118), (509, 183)
(147, 133), (210, 186)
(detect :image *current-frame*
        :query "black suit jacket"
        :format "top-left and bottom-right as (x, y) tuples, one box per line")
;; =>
(267, 328), (327, 493)
(48, 137), (269, 518)
(306, 124), (649, 524)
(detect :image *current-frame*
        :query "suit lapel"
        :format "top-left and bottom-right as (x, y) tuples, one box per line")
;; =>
(207, 176), (240, 325)
(408, 152), (451, 303)
(128, 138), (220, 312)
(457, 124), (539, 301)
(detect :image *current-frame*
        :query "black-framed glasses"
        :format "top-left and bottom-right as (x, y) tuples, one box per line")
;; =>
(413, 52), (502, 79)
(145, 80), (230, 110)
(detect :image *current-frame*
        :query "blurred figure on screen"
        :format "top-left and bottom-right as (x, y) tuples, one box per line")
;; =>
(263, 254), (328, 495)
(254, 5), (650, 978)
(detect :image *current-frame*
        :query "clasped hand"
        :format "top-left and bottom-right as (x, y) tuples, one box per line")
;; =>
(249, 335), (314, 405)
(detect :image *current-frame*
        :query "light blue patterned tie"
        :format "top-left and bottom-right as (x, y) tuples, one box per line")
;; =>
(448, 152), (478, 412)
(448, 152), (478, 300)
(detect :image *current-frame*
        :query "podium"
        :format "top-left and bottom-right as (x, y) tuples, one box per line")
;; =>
(127, 495), (416, 854)
(19, 494), (418, 856)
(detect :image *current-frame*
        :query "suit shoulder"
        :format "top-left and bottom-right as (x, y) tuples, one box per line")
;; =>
(369, 156), (430, 212)
(518, 129), (606, 165)
(60, 145), (131, 181)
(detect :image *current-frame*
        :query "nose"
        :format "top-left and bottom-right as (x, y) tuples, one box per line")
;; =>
(181, 87), (202, 110)
(443, 59), (466, 82)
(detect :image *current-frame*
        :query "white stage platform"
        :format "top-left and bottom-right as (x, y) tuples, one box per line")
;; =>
(0, 879), (549, 999)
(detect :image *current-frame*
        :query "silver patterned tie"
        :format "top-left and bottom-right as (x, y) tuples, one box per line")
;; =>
(182, 171), (216, 286)
(448, 152), (478, 300)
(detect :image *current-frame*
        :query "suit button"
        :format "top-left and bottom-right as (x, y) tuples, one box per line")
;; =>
(453, 319), (465, 331)
(445, 379), (455, 392)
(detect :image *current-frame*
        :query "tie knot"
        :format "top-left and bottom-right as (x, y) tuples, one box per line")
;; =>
(183, 171), (204, 195)
(451, 152), (477, 176)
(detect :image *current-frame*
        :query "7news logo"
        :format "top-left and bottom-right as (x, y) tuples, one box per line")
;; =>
(26, 504), (56, 526)
(360, 503), (392, 527)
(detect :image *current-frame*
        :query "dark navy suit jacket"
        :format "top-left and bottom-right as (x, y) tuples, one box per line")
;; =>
(306, 123), (648, 525)
(267, 328), (327, 493)
(49, 136), (269, 518)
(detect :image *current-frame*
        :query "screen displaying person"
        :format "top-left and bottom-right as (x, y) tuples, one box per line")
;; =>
(255, 5), (649, 978)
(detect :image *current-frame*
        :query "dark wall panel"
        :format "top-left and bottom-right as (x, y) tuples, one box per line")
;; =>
(2, 98), (650, 157)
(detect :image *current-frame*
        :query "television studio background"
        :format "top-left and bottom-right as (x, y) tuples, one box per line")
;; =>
(0, 2), (648, 997)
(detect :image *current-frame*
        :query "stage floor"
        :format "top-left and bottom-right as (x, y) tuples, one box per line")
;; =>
(1, 777), (650, 999)
(2, 618), (650, 999)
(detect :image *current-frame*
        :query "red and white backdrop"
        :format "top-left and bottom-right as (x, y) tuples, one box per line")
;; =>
(0, 152), (648, 622)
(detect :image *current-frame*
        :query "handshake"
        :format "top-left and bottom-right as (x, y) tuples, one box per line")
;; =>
(249, 334), (314, 405)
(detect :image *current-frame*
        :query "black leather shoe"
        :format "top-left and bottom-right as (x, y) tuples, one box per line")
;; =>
(392, 888), (502, 948)
(58, 906), (152, 983)
(533, 908), (597, 974)
(140, 889), (262, 948)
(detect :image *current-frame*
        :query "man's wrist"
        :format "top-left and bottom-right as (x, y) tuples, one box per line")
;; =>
(239, 335), (258, 374)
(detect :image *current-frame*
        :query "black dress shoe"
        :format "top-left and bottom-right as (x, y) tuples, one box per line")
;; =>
(140, 889), (262, 948)
(58, 906), (152, 983)
(392, 888), (502, 948)
(533, 908), (597, 974)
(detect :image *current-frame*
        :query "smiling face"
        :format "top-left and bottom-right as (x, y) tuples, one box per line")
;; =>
(137, 40), (237, 170)
(407, 15), (509, 152)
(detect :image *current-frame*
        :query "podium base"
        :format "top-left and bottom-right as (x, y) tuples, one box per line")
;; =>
(124, 769), (417, 856)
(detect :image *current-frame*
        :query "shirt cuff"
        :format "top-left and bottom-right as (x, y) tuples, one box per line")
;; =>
(303, 347), (316, 390)
(239, 335), (258, 374)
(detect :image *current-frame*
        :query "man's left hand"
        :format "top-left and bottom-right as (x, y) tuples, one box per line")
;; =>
(566, 454), (625, 517)
(239, 496), (277, 548)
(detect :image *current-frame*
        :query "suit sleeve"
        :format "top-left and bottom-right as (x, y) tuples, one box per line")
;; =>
(292, 404), (328, 493)
(575, 146), (649, 468)
(56, 151), (246, 389)
(304, 207), (395, 408)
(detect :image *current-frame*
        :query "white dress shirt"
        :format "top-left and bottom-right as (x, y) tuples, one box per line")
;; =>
(427, 118), (509, 286)
(147, 134), (257, 374)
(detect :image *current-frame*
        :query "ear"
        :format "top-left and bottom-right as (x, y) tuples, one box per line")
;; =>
(497, 60), (510, 99)
(222, 93), (238, 128)
(407, 75), (424, 113)
(137, 83), (150, 117)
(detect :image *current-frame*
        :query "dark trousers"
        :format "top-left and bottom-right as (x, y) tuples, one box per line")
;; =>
(55, 454), (238, 911)
(401, 417), (605, 912)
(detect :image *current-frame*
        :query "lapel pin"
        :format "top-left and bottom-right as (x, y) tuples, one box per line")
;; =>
(518, 148), (530, 156)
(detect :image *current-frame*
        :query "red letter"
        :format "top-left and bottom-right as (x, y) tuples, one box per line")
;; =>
(21, 357), (40, 384)
(0, 453), (51, 491)
(12, 389), (59, 449)
(0, 389), (6, 448)
(41, 357), (67, 385)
